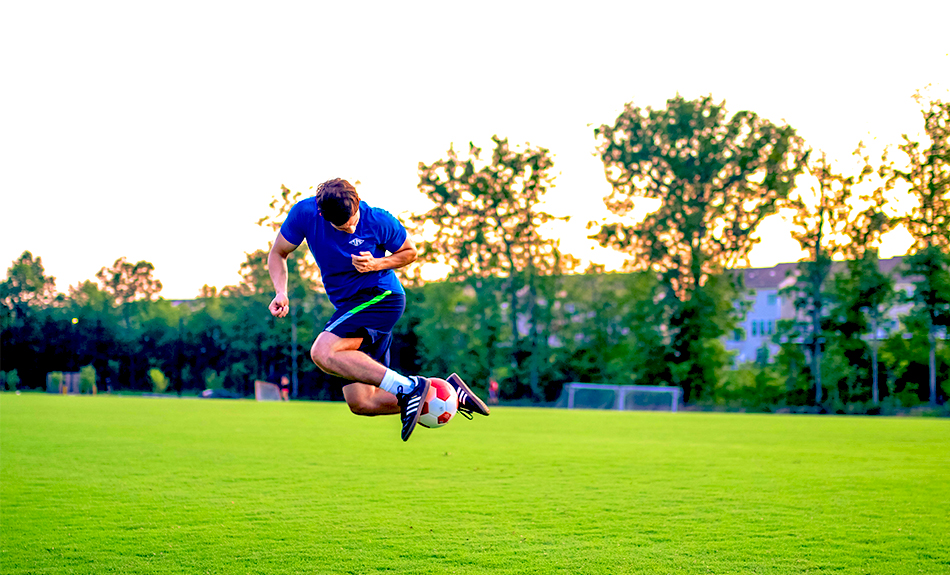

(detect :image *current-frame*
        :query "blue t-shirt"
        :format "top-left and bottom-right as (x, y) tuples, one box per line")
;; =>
(280, 198), (408, 308)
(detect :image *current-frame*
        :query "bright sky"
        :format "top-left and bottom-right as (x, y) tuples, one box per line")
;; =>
(3, 1), (948, 299)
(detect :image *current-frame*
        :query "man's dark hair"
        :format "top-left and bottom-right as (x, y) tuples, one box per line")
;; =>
(315, 178), (359, 226)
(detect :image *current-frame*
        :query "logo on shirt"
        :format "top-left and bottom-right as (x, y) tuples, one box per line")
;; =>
(349, 238), (365, 247)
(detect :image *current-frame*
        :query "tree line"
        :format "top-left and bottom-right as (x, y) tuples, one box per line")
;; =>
(2, 92), (948, 413)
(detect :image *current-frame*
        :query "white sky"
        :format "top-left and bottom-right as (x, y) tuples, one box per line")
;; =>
(2, 0), (948, 299)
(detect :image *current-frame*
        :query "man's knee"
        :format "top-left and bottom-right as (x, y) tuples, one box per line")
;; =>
(310, 342), (332, 373)
(311, 333), (363, 374)
(310, 335), (345, 374)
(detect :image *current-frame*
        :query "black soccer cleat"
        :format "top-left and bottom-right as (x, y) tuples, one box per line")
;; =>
(396, 376), (431, 442)
(446, 373), (490, 418)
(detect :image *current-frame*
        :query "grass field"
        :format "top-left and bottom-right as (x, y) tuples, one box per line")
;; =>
(2, 393), (948, 574)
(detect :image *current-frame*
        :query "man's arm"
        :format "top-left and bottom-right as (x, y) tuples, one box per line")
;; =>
(351, 237), (418, 273)
(268, 232), (300, 318)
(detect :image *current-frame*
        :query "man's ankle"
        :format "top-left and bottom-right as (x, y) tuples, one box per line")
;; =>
(379, 369), (414, 395)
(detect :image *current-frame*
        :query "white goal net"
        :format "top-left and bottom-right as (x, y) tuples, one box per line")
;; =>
(555, 383), (682, 412)
(254, 380), (282, 402)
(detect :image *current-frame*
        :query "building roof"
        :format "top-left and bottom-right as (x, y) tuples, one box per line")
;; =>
(731, 257), (907, 290)
(736, 262), (798, 289)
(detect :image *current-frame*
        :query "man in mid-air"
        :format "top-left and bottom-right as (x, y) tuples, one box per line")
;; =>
(267, 178), (489, 441)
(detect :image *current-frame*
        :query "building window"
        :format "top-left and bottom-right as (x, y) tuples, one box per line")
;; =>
(767, 293), (778, 306)
(751, 322), (758, 337)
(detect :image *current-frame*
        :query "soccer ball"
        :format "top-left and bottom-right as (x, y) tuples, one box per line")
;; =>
(418, 377), (458, 429)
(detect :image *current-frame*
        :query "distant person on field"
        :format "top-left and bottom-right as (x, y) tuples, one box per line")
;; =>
(267, 178), (489, 441)
(489, 378), (499, 405)
(279, 375), (291, 401)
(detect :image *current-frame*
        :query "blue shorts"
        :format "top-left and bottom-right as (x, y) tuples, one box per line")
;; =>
(323, 287), (406, 369)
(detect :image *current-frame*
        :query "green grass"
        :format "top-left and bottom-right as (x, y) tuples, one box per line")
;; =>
(2, 393), (948, 574)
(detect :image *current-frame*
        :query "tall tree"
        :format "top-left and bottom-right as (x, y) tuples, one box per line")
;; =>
(0, 251), (58, 318)
(594, 95), (808, 297)
(902, 247), (950, 406)
(96, 258), (162, 308)
(593, 95), (808, 400)
(891, 93), (950, 250)
(66, 279), (121, 374)
(841, 145), (895, 261)
(1, 252), (60, 387)
(412, 136), (578, 398)
(95, 257), (162, 388)
(887, 92), (950, 405)
(829, 252), (896, 405)
(829, 145), (898, 405)
(786, 152), (861, 405)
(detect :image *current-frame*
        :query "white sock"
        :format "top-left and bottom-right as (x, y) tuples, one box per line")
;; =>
(379, 369), (414, 395)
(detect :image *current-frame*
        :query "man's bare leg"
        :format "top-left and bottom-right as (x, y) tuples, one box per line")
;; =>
(342, 383), (399, 415)
(311, 331), (403, 416)
(311, 331), (387, 384)
(311, 330), (430, 440)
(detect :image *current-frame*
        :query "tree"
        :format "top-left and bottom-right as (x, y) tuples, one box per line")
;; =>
(0, 251), (58, 318)
(61, 280), (123, 384)
(408, 281), (491, 392)
(832, 145), (898, 406)
(68, 280), (113, 312)
(552, 272), (662, 390)
(829, 252), (896, 405)
(886, 92), (950, 405)
(593, 94), (808, 400)
(786, 152), (861, 405)
(841, 144), (896, 261)
(903, 247), (950, 406)
(412, 136), (578, 399)
(890, 92), (950, 251)
(96, 257), (162, 303)
(96, 257), (162, 329)
(93, 257), (162, 389)
(1, 252), (60, 388)
(594, 95), (808, 296)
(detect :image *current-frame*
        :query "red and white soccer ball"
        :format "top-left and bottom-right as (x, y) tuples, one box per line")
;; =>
(418, 377), (458, 429)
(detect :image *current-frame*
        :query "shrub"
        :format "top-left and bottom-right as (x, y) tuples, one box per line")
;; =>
(79, 365), (97, 394)
(49, 371), (64, 393)
(149, 368), (169, 393)
(3, 369), (20, 391)
(203, 369), (225, 390)
(717, 364), (786, 410)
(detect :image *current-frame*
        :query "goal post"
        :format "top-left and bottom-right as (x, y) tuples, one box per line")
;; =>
(254, 380), (282, 402)
(557, 383), (682, 412)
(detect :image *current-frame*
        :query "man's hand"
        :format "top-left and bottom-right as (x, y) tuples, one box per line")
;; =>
(351, 251), (379, 273)
(269, 292), (290, 318)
